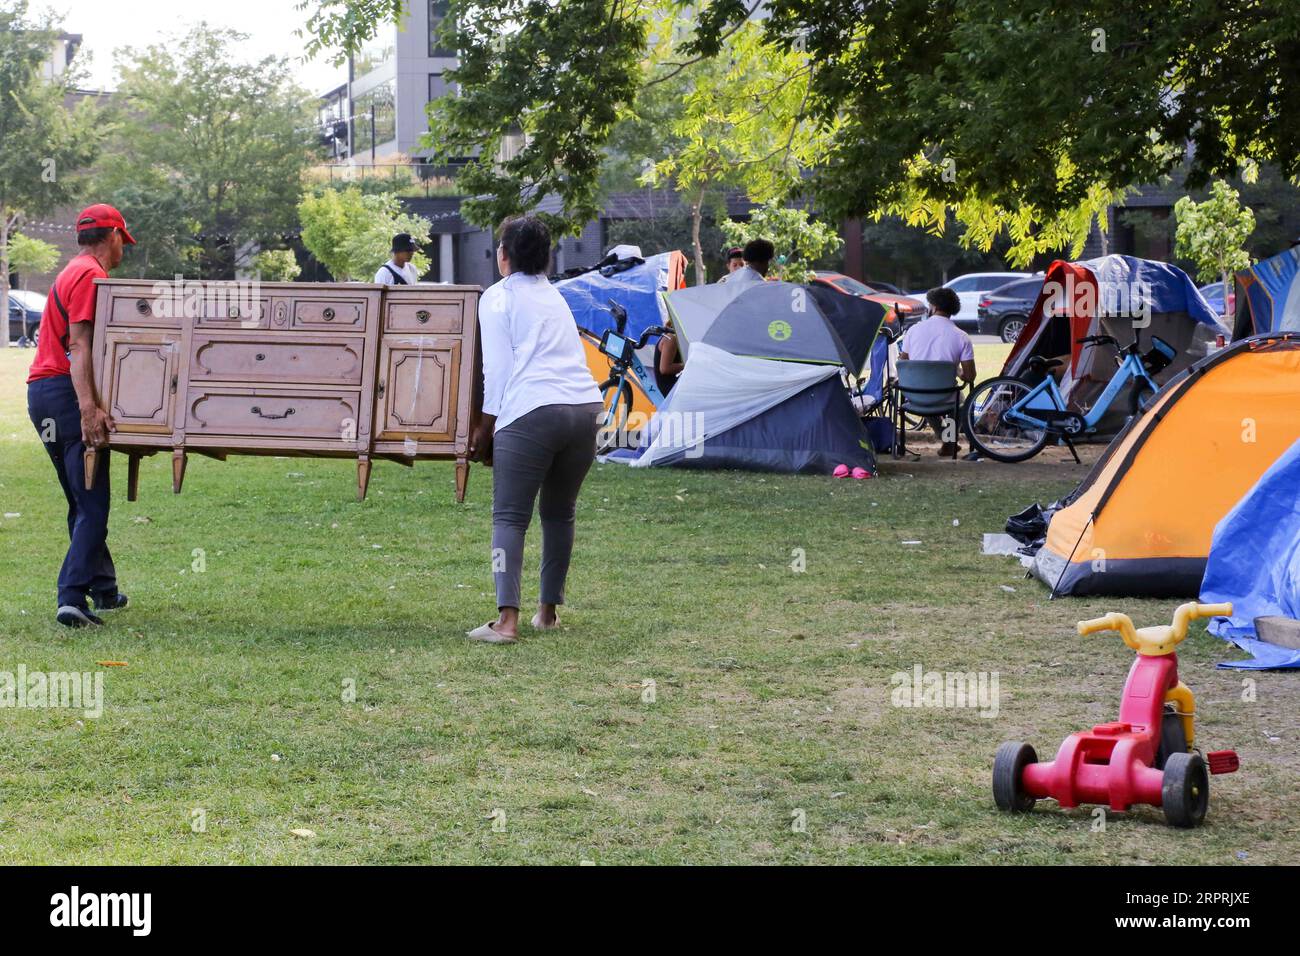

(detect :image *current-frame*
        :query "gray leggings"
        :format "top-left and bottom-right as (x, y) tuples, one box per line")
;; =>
(491, 402), (601, 610)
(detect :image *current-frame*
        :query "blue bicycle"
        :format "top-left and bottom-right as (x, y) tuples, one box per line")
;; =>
(963, 333), (1176, 462)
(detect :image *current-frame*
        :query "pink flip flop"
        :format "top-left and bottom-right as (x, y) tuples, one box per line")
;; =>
(851, 467), (871, 480)
(832, 463), (850, 478)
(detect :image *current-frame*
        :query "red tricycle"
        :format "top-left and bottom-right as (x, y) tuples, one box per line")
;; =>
(994, 602), (1240, 828)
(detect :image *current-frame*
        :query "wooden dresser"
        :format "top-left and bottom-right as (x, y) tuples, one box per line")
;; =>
(87, 279), (481, 501)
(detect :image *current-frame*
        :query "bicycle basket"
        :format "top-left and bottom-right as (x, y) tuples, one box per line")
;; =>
(1141, 335), (1176, 375)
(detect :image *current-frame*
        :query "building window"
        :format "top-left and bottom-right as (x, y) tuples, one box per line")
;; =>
(353, 80), (396, 155)
(429, 0), (454, 57)
(429, 72), (452, 104)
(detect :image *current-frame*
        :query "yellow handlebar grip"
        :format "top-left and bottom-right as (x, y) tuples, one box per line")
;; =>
(1078, 613), (1123, 636)
(1194, 602), (1233, 619)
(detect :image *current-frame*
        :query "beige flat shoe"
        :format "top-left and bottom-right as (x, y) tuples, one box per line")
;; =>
(465, 622), (518, 644)
(531, 613), (561, 630)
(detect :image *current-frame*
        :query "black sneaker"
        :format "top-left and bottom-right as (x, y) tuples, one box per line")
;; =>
(56, 605), (104, 628)
(92, 591), (129, 611)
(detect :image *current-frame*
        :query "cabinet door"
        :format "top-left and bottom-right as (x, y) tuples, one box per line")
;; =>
(103, 330), (180, 435)
(375, 338), (461, 443)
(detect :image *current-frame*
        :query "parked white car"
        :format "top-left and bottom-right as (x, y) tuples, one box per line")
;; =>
(910, 272), (1032, 331)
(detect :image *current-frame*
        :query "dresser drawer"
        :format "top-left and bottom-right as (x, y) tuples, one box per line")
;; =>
(384, 297), (464, 333)
(291, 298), (367, 329)
(105, 288), (182, 328)
(185, 387), (361, 440)
(193, 299), (266, 329)
(191, 335), (365, 385)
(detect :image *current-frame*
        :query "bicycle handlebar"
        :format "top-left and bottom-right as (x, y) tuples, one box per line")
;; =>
(636, 325), (671, 349)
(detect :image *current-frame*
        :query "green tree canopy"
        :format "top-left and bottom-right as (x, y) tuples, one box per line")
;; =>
(0, 0), (104, 344)
(7, 231), (60, 281)
(96, 23), (315, 279)
(1174, 180), (1255, 323)
(299, 186), (433, 281)
(720, 201), (841, 283)
(305, 0), (1300, 268)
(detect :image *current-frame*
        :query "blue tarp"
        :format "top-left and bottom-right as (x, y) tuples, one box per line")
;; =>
(1236, 245), (1300, 336)
(554, 252), (677, 343)
(1074, 255), (1222, 328)
(1201, 437), (1300, 669)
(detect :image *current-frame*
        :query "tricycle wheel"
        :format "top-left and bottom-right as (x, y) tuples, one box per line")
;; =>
(1155, 706), (1188, 770)
(1162, 752), (1209, 828)
(993, 741), (1037, 813)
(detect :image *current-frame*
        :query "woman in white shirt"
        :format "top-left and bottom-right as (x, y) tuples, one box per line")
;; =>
(466, 216), (603, 644)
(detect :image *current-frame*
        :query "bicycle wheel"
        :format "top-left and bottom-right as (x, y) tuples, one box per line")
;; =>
(963, 376), (1050, 463)
(902, 410), (929, 432)
(597, 377), (632, 451)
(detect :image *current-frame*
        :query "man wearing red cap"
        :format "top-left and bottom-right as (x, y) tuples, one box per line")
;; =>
(27, 204), (136, 627)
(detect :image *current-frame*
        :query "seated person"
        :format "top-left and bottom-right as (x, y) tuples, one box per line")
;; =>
(898, 287), (976, 458)
(654, 320), (684, 396)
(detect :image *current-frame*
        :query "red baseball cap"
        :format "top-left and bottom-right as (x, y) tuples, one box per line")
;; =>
(75, 203), (136, 244)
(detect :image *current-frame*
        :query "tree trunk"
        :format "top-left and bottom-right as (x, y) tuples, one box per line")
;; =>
(691, 188), (706, 286)
(0, 211), (12, 349)
(1221, 267), (1231, 328)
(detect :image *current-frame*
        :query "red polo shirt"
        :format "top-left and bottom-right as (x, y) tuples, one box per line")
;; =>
(27, 254), (107, 383)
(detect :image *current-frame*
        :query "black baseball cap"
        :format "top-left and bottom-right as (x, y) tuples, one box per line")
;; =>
(391, 233), (417, 253)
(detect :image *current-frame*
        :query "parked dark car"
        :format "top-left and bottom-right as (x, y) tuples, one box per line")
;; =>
(1198, 281), (1235, 320)
(863, 279), (905, 296)
(8, 290), (45, 347)
(976, 276), (1044, 343)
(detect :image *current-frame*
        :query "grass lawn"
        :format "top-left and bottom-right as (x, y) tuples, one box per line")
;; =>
(0, 344), (1295, 865)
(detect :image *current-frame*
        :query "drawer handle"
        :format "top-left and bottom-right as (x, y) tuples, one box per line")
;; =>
(255, 353), (266, 361)
(416, 310), (430, 324)
(228, 306), (241, 318)
(322, 307), (336, 321)
(135, 298), (150, 315)
(251, 405), (295, 420)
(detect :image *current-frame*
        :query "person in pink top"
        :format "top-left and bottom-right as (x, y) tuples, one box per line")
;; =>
(899, 287), (977, 458)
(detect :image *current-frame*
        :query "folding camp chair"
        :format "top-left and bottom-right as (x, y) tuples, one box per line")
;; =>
(894, 360), (968, 459)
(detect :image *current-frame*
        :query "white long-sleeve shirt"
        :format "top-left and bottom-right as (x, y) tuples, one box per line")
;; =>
(478, 272), (601, 431)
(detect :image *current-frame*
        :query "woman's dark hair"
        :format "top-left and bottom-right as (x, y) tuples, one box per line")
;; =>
(926, 286), (961, 316)
(77, 227), (114, 247)
(497, 216), (552, 275)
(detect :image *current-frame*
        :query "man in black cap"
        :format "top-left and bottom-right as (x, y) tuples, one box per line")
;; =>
(374, 233), (420, 285)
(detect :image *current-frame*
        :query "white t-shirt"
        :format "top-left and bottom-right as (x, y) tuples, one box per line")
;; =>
(374, 260), (420, 285)
(900, 313), (975, 366)
(478, 272), (601, 431)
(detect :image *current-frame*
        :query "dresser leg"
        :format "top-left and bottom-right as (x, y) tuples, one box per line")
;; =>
(455, 456), (469, 503)
(83, 448), (99, 491)
(357, 455), (372, 502)
(127, 454), (141, 502)
(172, 450), (187, 494)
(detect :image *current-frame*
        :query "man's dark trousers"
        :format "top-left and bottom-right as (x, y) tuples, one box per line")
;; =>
(27, 374), (116, 609)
